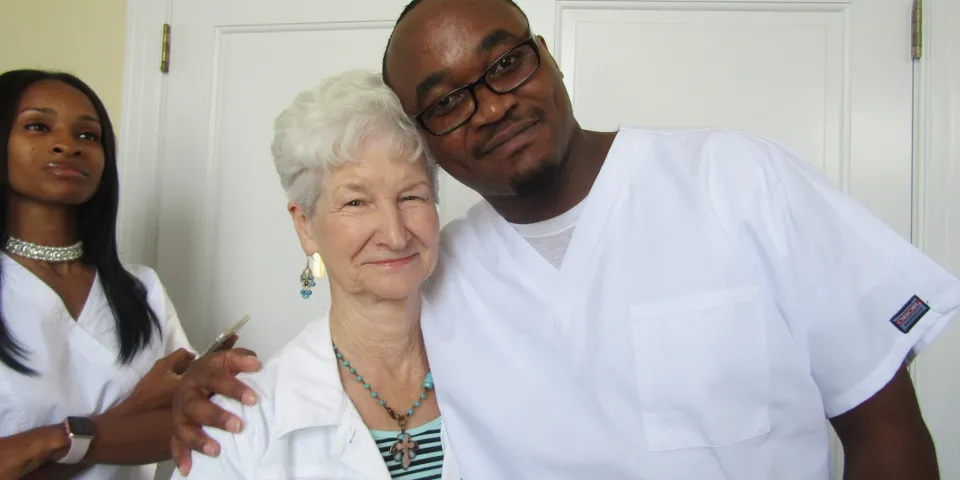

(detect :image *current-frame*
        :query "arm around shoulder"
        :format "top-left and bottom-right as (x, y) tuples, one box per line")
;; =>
(170, 392), (266, 479)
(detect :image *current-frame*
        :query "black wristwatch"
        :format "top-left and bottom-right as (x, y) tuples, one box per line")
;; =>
(56, 416), (95, 464)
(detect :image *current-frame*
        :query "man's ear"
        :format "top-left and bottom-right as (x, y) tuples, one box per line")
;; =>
(536, 35), (563, 79)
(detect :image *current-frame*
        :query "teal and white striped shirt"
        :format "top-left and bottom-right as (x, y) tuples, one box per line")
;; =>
(370, 416), (445, 479)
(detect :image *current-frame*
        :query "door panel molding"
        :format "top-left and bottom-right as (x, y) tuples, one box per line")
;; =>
(118, 0), (171, 266)
(554, 2), (851, 192)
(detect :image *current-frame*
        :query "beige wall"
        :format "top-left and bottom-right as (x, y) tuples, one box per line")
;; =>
(0, 0), (127, 121)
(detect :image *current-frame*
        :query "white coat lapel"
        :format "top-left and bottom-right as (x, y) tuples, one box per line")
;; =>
(270, 317), (390, 480)
(439, 422), (460, 479)
(334, 410), (392, 480)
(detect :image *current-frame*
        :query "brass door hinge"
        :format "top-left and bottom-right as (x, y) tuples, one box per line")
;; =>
(912, 0), (923, 60)
(161, 23), (171, 73)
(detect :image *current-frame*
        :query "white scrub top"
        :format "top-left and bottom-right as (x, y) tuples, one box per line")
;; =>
(0, 256), (193, 480)
(421, 127), (960, 480)
(172, 314), (460, 480)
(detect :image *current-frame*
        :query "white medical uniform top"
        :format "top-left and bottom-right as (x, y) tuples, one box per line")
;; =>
(0, 256), (193, 480)
(420, 127), (960, 480)
(173, 314), (460, 480)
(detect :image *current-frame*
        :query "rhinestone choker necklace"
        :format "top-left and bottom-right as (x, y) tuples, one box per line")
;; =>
(5, 236), (84, 263)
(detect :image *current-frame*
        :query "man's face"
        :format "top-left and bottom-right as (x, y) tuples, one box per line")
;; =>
(385, 0), (576, 199)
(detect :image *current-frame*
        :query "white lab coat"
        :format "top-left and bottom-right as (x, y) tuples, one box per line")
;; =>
(0, 256), (193, 480)
(175, 314), (460, 480)
(420, 128), (960, 479)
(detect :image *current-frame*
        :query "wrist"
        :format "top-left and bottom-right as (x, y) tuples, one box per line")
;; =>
(107, 400), (136, 417)
(111, 394), (148, 416)
(54, 417), (96, 465)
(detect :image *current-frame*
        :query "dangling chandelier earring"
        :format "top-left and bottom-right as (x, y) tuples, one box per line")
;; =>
(299, 262), (314, 299)
(300, 253), (325, 299)
(300, 255), (321, 299)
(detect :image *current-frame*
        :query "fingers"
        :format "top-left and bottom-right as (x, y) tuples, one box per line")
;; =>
(216, 334), (239, 352)
(167, 348), (198, 375)
(199, 368), (258, 406)
(172, 389), (233, 464)
(171, 419), (219, 470)
(173, 417), (220, 455)
(177, 352), (257, 405)
(176, 349), (258, 409)
(217, 335), (238, 352)
(216, 348), (261, 376)
(171, 437), (193, 477)
(168, 347), (258, 474)
(171, 382), (236, 469)
(229, 347), (258, 360)
(181, 392), (243, 434)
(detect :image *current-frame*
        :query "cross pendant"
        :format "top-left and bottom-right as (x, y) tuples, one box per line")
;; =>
(390, 431), (419, 470)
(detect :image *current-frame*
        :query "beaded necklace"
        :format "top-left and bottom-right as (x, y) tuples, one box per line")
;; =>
(333, 343), (434, 470)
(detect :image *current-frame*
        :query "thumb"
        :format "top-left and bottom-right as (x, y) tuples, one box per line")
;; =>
(165, 348), (197, 373)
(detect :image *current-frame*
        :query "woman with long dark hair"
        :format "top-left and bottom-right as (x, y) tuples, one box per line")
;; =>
(0, 70), (195, 480)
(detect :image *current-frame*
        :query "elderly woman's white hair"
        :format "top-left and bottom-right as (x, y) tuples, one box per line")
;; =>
(271, 70), (438, 214)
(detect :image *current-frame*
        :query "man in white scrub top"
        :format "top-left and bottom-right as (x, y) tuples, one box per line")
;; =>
(170, 0), (959, 478)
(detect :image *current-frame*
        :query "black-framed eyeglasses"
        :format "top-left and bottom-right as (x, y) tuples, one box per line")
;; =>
(414, 37), (541, 136)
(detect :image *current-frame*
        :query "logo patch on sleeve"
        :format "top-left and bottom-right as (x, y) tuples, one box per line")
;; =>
(890, 295), (930, 334)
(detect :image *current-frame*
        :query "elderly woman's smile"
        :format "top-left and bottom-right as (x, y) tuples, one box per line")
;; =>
(369, 254), (418, 266)
(306, 137), (439, 299)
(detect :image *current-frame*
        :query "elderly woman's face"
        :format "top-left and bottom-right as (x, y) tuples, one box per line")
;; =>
(294, 140), (439, 300)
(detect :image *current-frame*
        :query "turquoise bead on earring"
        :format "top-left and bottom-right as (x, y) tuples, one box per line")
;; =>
(299, 259), (316, 299)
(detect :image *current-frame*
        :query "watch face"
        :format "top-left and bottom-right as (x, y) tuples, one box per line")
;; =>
(66, 416), (95, 437)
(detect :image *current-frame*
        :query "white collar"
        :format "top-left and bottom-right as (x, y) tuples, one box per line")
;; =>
(270, 313), (351, 440)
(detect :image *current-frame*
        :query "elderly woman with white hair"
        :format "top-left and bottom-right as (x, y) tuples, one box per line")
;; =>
(171, 70), (458, 479)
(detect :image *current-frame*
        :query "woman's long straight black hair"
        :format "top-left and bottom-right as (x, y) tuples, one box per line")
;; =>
(0, 69), (160, 375)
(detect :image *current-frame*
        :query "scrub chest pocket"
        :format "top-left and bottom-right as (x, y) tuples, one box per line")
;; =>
(629, 286), (772, 451)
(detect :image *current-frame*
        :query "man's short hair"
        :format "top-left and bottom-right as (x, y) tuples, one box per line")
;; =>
(382, 0), (529, 89)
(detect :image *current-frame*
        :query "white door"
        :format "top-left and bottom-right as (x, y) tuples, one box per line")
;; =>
(136, 0), (956, 477)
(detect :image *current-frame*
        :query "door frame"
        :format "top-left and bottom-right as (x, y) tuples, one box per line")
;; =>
(909, 0), (960, 428)
(116, 0), (171, 266)
(911, 0), (960, 313)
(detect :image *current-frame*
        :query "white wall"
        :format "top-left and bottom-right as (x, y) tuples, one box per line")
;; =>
(0, 0), (127, 120)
